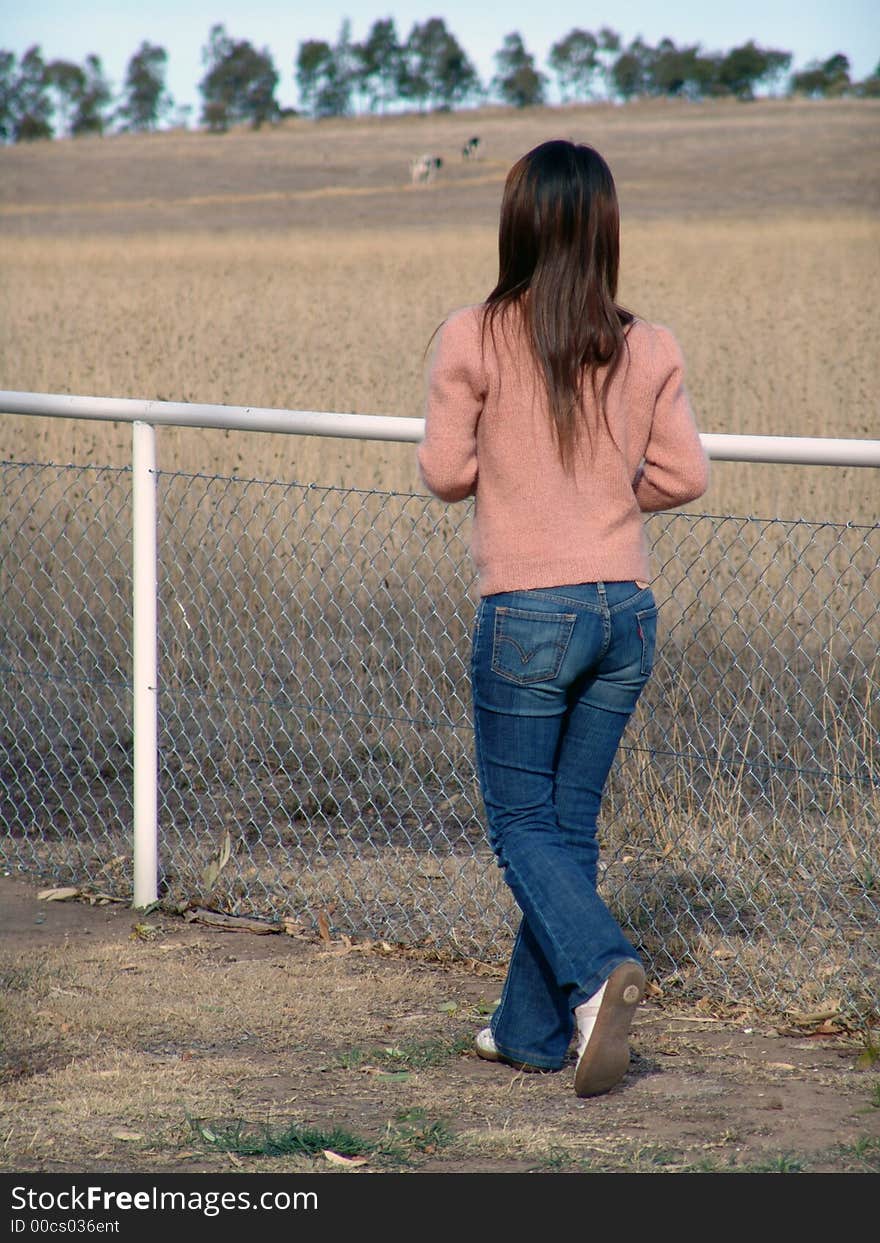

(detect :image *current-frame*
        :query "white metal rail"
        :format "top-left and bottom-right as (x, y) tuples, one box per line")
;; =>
(3, 390), (879, 908)
(3, 390), (880, 464)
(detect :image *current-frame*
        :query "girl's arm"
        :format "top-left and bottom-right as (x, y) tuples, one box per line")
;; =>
(634, 327), (710, 512)
(417, 309), (485, 502)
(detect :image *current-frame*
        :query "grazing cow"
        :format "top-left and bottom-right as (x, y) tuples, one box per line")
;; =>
(410, 154), (443, 184)
(462, 136), (481, 160)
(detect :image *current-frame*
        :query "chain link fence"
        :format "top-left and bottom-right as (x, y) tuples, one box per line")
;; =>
(1, 458), (878, 1022)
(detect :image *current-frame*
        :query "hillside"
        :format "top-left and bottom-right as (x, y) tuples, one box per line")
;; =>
(1, 97), (877, 237)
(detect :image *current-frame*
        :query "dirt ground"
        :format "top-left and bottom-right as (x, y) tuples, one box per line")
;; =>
(1, 872), (878, 1177)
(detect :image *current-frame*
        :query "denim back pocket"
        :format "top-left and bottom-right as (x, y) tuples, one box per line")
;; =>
(491, 606), (576, 685)
(635, 606), (658, 677)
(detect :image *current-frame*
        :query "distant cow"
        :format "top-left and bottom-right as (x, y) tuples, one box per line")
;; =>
(462, 136), (482, 160)
(410, 154), (443, 184)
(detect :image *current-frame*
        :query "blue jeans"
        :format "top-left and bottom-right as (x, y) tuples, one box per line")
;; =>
(471, 580), (657, 1070)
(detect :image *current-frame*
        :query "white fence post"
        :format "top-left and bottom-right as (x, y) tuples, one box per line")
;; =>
(132, 420), (158, 908)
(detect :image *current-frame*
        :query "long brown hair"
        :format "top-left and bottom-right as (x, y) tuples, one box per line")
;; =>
(483, 140), (633, 466)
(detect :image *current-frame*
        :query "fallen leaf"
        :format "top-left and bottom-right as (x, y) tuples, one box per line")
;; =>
(201, 831), (233, 892)
(322, 1150), (368, 1167)
(37, 887), (80, 902)
(112, 1130), (143, 1142)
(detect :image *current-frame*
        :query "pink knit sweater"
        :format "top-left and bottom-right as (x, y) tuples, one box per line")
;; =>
(417, 304), (710, 597)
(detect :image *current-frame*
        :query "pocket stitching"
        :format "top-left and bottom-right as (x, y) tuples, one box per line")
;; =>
(491, 607), (576, 686)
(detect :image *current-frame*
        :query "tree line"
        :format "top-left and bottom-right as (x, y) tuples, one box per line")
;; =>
(2, 19), (877, 142)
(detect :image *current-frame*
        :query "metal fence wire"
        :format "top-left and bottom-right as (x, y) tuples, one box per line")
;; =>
(1, 459), (878, 1022)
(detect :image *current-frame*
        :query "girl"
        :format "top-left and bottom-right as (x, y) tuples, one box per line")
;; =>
(418, 140), (709, 1097)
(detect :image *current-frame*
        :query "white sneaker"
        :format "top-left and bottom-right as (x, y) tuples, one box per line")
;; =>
(573, 961), (645, 1098)
(474, 1027), (502, 1062)
(574, 982), (607, 1059)
(474, 1026), (548, 1072)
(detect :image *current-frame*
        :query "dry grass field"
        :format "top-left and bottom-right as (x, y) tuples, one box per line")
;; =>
(1, 96), (878, 520)
(1, 99), (879, 1180)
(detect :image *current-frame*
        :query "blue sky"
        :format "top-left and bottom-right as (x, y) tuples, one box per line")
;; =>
(3, 1), (877, 115)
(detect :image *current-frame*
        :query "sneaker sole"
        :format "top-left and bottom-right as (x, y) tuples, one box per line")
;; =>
(573, 961), (645, 1098)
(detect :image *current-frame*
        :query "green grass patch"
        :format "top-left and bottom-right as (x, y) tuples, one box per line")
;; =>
(337, 1037), (472, 1073)
(189, 1116), (371, 1159)
(187, 1106), (454, 1169)
(836, 1136), (880, 1171)
(744, 1153), (805, 1173)
(855, 1028), (880, 1070)
(382, 1107), (454, 1159)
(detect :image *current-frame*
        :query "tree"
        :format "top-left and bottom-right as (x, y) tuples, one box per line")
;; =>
(0, 45), (53, 141)
(761, 49), (795, 96)
(791, 53), (851, 98)
(548, 29), (599, 102)
(69, 54), (112, 135)
(354, 18), (402, 113)
(492, 32), (546, 109)
(854, 60), (880, 98)
(295, 33), (352, 118)
(117, 42), (173, 131)
(0, 51), (15, 141)
(611, 39), (653, 101)
(296, 40), (333, 116)
(199, 23), (280, 131)
(44, 53), (111, 137)
(649, 40), (720, 99)
(718, 41), (792, 99)
(45, 59), (86, 137)
(399, 18), (480, 110)
(331, 19), (358, 113)
(596, 27), (622, 99)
